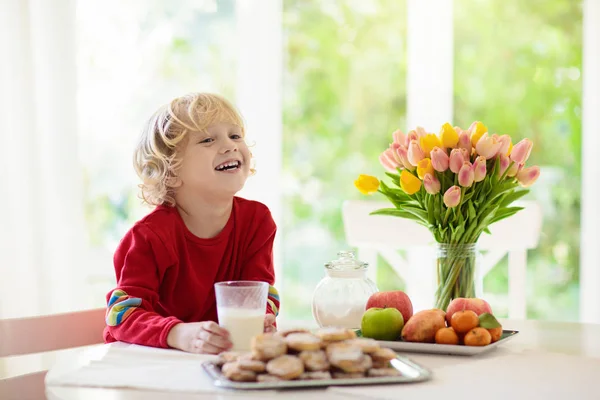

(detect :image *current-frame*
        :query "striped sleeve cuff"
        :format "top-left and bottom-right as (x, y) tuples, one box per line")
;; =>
(266, 285), (280, 316)
(105, 289), (142, 326)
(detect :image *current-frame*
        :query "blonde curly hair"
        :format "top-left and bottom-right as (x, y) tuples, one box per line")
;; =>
(134, 92), (246, 206)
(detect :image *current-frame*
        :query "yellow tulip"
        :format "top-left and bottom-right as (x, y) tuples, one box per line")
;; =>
(469, 121), (488, 147)
(400, 170), (422, 195)
(417, 158), (434, 180)
(354, 174), (380, 195)
(440, 122), (459, 148)
(420, 133), (442, 155)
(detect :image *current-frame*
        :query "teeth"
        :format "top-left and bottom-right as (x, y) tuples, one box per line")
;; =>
(216, 161), (240, 171)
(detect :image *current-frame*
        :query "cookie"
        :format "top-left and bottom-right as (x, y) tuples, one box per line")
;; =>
(371, 359), (391, 369)
(325, 342), (365, 372)
(316, 327), (356, 342)
(370, 347), (397, 363)
(345, 338), (380, 354)
(299, 371), (332, 380)
(238, 358), (266, 373)
(257, 374), (283, 382)
(265, 355), (304, 380)
(275, 328), (310, 338)
(285, 333), (323, 352)
(251, 333), (287, 361)
(215, 351), (243, 366)
(332, 371), (365, 379)
(298, 350), (330, 371)
(367, 368), (402, 377)
(221, 362), (257, 382)
(338, 354), (372, 373)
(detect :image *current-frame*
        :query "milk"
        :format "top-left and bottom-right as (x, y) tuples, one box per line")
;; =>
(218, 307), (264, 351)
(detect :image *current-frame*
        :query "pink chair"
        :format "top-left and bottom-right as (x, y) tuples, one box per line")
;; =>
(0, 308), (106, 400)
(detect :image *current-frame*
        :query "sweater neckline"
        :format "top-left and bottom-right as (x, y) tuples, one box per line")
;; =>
(169, 199), (236, 245)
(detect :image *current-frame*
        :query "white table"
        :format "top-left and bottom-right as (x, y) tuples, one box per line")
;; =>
(45, 319), (600, 400)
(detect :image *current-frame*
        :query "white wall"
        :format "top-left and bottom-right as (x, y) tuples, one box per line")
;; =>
(580, 0), (600, 324)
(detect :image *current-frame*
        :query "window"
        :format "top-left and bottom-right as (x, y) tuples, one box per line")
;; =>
(454, 0), (582, 319)
(282, 0), (408, 320)
(76, 0), (240, 304)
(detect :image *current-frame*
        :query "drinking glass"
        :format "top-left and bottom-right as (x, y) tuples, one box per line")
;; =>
(214, 280), (268, 351)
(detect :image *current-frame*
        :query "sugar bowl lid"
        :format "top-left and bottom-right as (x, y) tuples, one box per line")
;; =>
(325, 250), (368, 271)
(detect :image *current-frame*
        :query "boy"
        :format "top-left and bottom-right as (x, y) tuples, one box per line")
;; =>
(103, 93), (279, 354)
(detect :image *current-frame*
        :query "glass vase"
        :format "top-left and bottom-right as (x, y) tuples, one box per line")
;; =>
(434, 243), (481, 311)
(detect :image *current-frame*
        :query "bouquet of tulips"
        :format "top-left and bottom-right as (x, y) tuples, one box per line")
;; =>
(354, 121), (540, 310)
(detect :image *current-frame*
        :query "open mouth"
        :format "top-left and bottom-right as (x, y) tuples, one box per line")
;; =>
(215, 160), (241, 171)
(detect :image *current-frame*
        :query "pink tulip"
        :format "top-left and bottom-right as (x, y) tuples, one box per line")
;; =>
(392, 129), (406, 146)
(449, 148), (469, 173)
(458, 131), (471, 151)
(510, 139), (533, 165)
(415, 126), (427, 137)
(423, 173), (441, 195)
(430, 147), (450, 172)
(379, 150), (399, 172)
(443, 186), (461, 208)
(506, 162), (522, 177)
(458, 161), (475, 187)
(475, 133), (502, 159)
(517, 166), (540, 187)
(406, 130), (419, 147)
(407, 140), (425, 166)
(473, 156), (487, 182)
(497, 135), (512, 156)
(393, 144), (414, 170)
(498, 154), (510, 177)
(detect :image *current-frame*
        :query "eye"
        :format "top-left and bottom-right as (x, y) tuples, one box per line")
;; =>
(198, 137), (214, 144)
(230, 133), (242, 140)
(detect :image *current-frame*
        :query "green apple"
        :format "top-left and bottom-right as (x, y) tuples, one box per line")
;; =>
(361, 307), (404, 341)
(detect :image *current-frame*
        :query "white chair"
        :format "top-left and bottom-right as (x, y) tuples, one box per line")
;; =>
(342, 200), (542, 319)
(0, 308), (106, 400)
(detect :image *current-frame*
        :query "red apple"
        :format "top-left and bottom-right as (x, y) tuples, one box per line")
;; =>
(445, 297), (493, 325)
(365, 291), (413, 323)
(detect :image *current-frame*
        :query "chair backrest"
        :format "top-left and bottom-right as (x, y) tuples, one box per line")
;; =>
(342, 199), (543, 318)
(0, 308), (106, 400)
(342, 199), (542, 251)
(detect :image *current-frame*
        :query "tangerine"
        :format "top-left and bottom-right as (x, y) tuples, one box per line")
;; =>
(450, 310), (479, 333)
(487, 326), (503, 343)
(435, 327), (459, 345)
(464, 327), (492, 346)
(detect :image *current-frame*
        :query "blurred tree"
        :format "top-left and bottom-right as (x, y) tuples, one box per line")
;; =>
(282, 0), (408, 319)
(454, 0), (582, 320)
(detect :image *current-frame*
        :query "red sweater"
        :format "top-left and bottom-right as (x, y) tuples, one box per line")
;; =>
(103, 197), (279, 348)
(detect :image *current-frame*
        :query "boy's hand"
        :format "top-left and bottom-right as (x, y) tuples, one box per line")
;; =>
(167, 321), (232, 354)
(264, 313), (277, 333)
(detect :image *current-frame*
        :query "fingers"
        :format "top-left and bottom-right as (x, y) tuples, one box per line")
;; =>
(201, 320), (230, 338)
(264, 313), (276, 326)
(191, 338), (221, 355)
(264, 325), (276, 333)
(199, 328), (232, 351)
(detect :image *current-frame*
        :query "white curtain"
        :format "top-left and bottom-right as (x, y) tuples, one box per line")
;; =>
(0, 0), (87, 322)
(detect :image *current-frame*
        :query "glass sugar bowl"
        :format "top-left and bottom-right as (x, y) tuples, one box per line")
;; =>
(311, 250), (378, 329)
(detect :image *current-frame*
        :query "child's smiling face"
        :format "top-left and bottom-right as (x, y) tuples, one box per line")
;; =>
(174, 121), (251, 199)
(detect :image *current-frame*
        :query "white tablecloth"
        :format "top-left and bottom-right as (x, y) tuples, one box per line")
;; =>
(45, 342), (277, 396)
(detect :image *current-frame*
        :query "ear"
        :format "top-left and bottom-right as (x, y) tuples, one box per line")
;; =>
(165, 175), (182, 188)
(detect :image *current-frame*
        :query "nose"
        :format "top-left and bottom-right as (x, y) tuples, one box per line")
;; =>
(220, 137), (238, 154)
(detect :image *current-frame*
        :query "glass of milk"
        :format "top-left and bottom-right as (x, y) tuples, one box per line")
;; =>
(214, 281), (268, 351)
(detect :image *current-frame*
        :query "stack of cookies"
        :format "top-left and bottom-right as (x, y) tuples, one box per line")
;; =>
(215, 327), (400, 383)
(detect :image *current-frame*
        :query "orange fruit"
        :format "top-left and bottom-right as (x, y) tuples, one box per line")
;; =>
(435, 327), (459, 345)
(464, 327), (492, 346)
(487, 326), (503, 343)
(450, 310), (479, 333)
